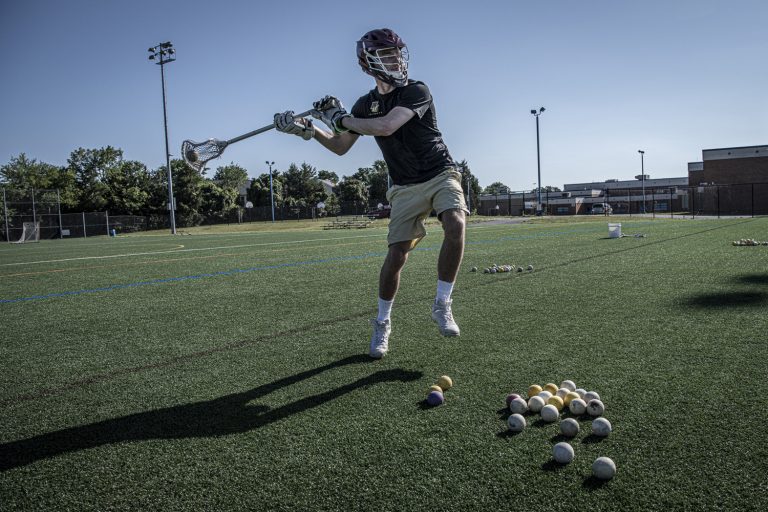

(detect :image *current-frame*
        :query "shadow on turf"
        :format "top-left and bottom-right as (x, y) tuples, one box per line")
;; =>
(733, 273), (768, 286)
(0, 354), (422, 472)
(683, 291), (767, 308)
(582, 475), (610, 490)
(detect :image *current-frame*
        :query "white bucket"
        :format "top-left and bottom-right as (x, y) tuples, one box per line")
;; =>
(608, 223), (622, 239)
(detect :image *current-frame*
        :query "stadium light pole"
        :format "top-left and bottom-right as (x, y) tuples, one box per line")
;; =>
(638, 150), (646, 214)
(148, 41), (177, 234)
(531, 107), (545, 216)
(266, 161), (276, 222)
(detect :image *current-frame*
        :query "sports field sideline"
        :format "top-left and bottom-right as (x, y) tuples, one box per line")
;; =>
(1, 216), (766, 511)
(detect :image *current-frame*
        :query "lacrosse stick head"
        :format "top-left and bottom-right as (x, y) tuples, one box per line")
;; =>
(182, 138), (228, 172)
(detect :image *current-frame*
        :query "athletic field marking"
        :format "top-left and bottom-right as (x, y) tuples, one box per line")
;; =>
(0, 239), (386, 279)
(0, 233), (387, 267)
(0, 224), (615, 304)
(0, 251), (390, 304)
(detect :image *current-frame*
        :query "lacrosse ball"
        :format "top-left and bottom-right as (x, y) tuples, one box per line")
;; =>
(507, 413), (526, 432)
(575, 388), (587, 398)
(553, 442), (575, 464)
(592, 417), (612, 437)
(505, 393), (521, 406)
(569, 398), (587, 415)
(509, 397), (528, 414)
(564, 391), (580, 406)
(527, 265), (534, 271)
(587, 399), (605, 417)
(527, 395), (545, 412)
(426, 390), (444, 406)
(185, 150), (198, 162)
(528, 384), (542, 397)
(540, 404), (559, 422)
(543, 383), (559, 395)
(537, 390), (553, 403)
(547, 395), (564, 411)
(429, 385), (443, 393)
(471, 267), (478, 272)
(560, 418), (580, 437)
(556, 387), (569, 399)
(592, 457), (617, 480)
(560, 380), (576, 391)
(583, 391), (601, 403)
(436, 375), (453, 391)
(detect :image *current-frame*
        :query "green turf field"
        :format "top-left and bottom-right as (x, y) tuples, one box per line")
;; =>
(1, 216), (767, 511)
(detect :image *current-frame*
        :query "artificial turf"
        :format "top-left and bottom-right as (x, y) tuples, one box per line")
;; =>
(1, 216), (767, 511)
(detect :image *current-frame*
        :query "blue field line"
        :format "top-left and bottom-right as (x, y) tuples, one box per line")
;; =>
(0, 223), (629, 305)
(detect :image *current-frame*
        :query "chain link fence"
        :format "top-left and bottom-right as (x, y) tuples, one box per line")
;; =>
(1, 189), (389, 240)
(479, 183), (768, 218)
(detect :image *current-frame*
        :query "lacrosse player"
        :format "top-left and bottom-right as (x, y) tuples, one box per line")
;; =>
(274, 28), (467, 359)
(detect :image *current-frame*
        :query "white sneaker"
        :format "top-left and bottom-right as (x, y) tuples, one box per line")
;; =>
(431, 299), (460, 337)
(369, 318), (391, 359)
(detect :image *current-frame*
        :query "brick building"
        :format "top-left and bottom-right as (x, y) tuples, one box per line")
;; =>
(688, 145), (768, 216)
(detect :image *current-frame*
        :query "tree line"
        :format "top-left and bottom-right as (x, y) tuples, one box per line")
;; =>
(0, 147), (483, 227)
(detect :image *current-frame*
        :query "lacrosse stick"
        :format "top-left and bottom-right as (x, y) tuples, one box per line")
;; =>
(182, 110), (313, 171)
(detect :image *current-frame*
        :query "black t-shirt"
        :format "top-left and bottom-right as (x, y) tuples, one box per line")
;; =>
(350, 80), (455, 186)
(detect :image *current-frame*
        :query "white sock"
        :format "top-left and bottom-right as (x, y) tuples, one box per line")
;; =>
(435, 280), (454, 303)
(377, 297), (394, 322)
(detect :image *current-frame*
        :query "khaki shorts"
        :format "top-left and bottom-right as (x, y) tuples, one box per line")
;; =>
(386, 168), (469, 247)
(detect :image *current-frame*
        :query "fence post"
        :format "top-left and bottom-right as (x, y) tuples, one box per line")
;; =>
(106, 211), (110, 235)
(717, 186), (720, 219)
(691, 187), (695, 219)
(32, 188), (37, 223)
(57, 189), (63, 238)
(83, 212), (87, 238)
(670, 188), (673, 218)
(3, 188), (8, 242)
(752, 183), (755, 218)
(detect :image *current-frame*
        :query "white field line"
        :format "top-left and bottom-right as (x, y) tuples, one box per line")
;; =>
(0, 233), (386, 267)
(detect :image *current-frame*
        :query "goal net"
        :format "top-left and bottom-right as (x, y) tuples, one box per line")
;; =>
(12, 222), (40, 243)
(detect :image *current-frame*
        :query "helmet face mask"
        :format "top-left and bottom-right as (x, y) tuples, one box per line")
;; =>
(357, 29), (409, 86)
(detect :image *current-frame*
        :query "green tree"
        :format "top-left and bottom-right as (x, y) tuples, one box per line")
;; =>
(104, 160), (151, 214)
(283, 162), (326, 208)
(68, 146), (123, 211)
(213, 163), (249, 192)
(0, 153), (78, 210)
(368, 160), (389, 205)
(456, 159), (480, 214)
(483, 181), (510, 195)
(200, 180), (238, 223)
(318, 170), (339, 184)
(336, 177), (368, 208)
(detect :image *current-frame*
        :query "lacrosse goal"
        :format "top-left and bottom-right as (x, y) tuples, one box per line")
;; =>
(12, 222), (40, 243)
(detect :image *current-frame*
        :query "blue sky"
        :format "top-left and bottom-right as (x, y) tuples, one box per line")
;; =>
(1, 0), (766, 190)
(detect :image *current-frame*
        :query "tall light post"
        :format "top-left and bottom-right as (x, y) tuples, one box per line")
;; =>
(638, 150), (646, 214)
(148, 41), (177, 234)
(266, 161), (276, 222)
(466, 174), (471, 214)
(530, 107), (545, 216)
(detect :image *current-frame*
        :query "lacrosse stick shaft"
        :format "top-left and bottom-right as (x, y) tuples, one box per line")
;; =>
(227, 110), (313, 145)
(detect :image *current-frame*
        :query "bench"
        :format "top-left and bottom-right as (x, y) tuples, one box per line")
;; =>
(323, 216), (375, 229)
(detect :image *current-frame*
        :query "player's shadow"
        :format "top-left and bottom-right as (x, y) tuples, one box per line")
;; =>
(683, 291), (767, 308)
(0, 354), (421, 472)
(733, 273), (768, 286)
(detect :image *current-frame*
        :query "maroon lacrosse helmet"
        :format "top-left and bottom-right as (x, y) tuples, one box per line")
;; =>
(356, 28), (409, 86)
